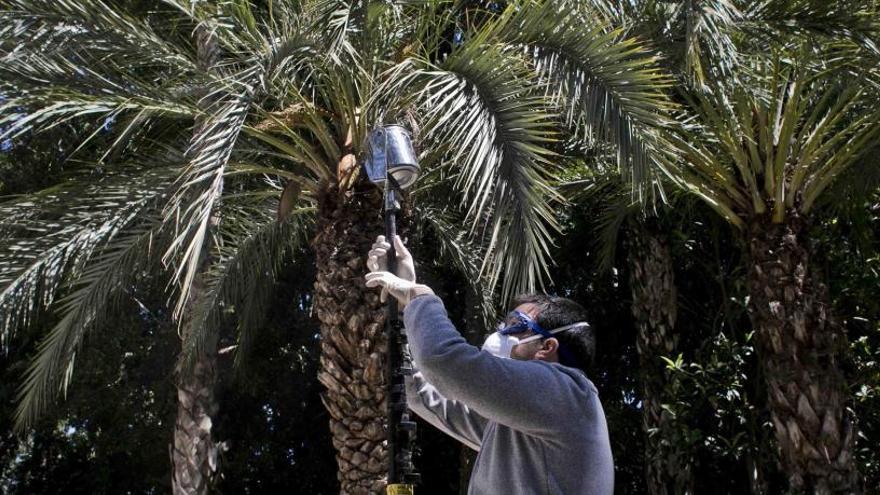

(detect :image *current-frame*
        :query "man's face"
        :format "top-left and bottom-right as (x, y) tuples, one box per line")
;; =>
(505, 303), (554, 361)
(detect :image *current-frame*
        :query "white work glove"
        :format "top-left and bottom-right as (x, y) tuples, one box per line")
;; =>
(366, 235), (416, 283)
(365, 235), (433, 308)
(364, 271), (434, 308)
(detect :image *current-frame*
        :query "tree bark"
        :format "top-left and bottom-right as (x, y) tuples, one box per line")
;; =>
(747, 213), (859, 494)
(171, 283), (221, 494)
(313, 176), (388, 494)
(627, 222), (693, 495)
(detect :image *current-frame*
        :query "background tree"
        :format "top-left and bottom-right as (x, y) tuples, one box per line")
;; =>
(565, 169), (696, 495)
(661, 57), (880, 492)
(595, 2), (880, 491)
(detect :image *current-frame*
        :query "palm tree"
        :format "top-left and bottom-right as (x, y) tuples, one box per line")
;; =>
(661, 56), (880, 492)
(258, 2), (674, 490)
(626, 218), (692, 494)
(168, 22), (227, 494)
(0, 2), (313, 492)
(0, 0), (674, 492)
(598, 3), (879, 491)
(575, 173), (694, 494)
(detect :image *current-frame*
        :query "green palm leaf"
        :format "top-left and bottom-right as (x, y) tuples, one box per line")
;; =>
(179, 202), (313, 372)
(13, 216), (165, 430)
(743, 0), (879, 54)
(385, 39), (561, 302)
(681, 0), (742, 86)
(0, 0), (202, 140)
(0, 167), (176, 350)
(497, 0), (677, 185)
(162, 91), (253, 318)
(664, 55), (880, 226)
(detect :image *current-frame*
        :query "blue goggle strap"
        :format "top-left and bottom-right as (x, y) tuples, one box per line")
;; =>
(500, 311), (589, 367)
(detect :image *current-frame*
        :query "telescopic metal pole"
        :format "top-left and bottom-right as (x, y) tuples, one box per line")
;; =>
(384, 183), (419, 495)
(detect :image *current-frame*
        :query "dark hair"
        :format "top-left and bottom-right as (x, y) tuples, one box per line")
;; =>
(511, 294), (595, 373)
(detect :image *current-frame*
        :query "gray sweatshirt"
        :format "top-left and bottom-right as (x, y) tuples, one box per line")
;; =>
(403, 295), (614, 495)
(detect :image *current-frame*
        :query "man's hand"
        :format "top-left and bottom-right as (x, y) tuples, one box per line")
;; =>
(364, 271), (434, 308)
(365, 235), (432, 308)
(367, 235), (416, 283)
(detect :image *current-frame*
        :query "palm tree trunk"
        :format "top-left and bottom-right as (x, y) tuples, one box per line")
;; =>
(170, 154), (223, 495)
(313, 176), (387, 494)
(628, 223), (693, 495)
(747, 213), (859, 494)
(170, 26), (223, 494)
(171, 278), (221, 494)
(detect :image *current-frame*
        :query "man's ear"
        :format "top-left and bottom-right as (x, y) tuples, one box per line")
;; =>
(536, 338), (559, 362)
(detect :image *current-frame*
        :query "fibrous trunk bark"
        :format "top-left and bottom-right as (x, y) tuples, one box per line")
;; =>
(628, 223), (693, 495)
(747, 213), (859, 494)
(313, 176), (388, 494)
(171, 294), (220, 494)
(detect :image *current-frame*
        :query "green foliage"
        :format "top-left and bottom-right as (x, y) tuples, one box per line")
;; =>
(812, 187), (880, 489)
(181, 202), (313, 372)
(375, 0), (675, 302)
(660, 333), (759, 465)
(851, 334), (880, 485)
(0, 0), (878, 493)
(663, 57), (880, 227)
(0, 286), (178, 494)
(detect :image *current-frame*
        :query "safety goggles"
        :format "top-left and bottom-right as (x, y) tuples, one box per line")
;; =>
(497, 310), (590, 348)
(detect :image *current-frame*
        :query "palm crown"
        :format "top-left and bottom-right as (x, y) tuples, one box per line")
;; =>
(664, 56), (880, 228)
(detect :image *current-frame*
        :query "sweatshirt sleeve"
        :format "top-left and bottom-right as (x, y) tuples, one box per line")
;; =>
(403, 295), (595, 438)
(405, 371), (486, 451)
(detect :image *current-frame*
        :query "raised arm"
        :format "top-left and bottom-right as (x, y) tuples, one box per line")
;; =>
(403, 295), (597, 438)
(364, 236), (596, 437)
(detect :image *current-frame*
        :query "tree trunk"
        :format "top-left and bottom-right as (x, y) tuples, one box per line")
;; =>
(627, 222), (693, 495)
(171, 288), (221, 494)
(170, 27), (223, 494)
(747, 213), (859, 494)
(313, 176), (388, 494)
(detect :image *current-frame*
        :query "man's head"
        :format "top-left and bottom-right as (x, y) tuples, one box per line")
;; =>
(502, 294), (595, 373)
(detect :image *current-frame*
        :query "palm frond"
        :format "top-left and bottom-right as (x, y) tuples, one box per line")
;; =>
(0, 1), (201, 140)
(13, 215), (165, 431)
(243, 109), (336, 183)
(0, 167), (176, 350)
(162, 91), (253, 319)
(411, 202), (497, 330)
(179, 202), (314, 372)
(497, 0), (677, 192)
(1, 0), (197, 72)
(309, 0), (365, 67)
(682, 0), (742, 86)
(742, 0), (880, 55)
(579, 178), (637, 273)
(163, 0), (318, 87)
(382, 37), (562, 303)
(0, 96), (197, 143)
(799, 94), (880, 211)
(435, 51), (559, 304)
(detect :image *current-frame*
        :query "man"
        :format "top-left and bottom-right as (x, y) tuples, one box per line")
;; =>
(365, 236), (614, 494)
